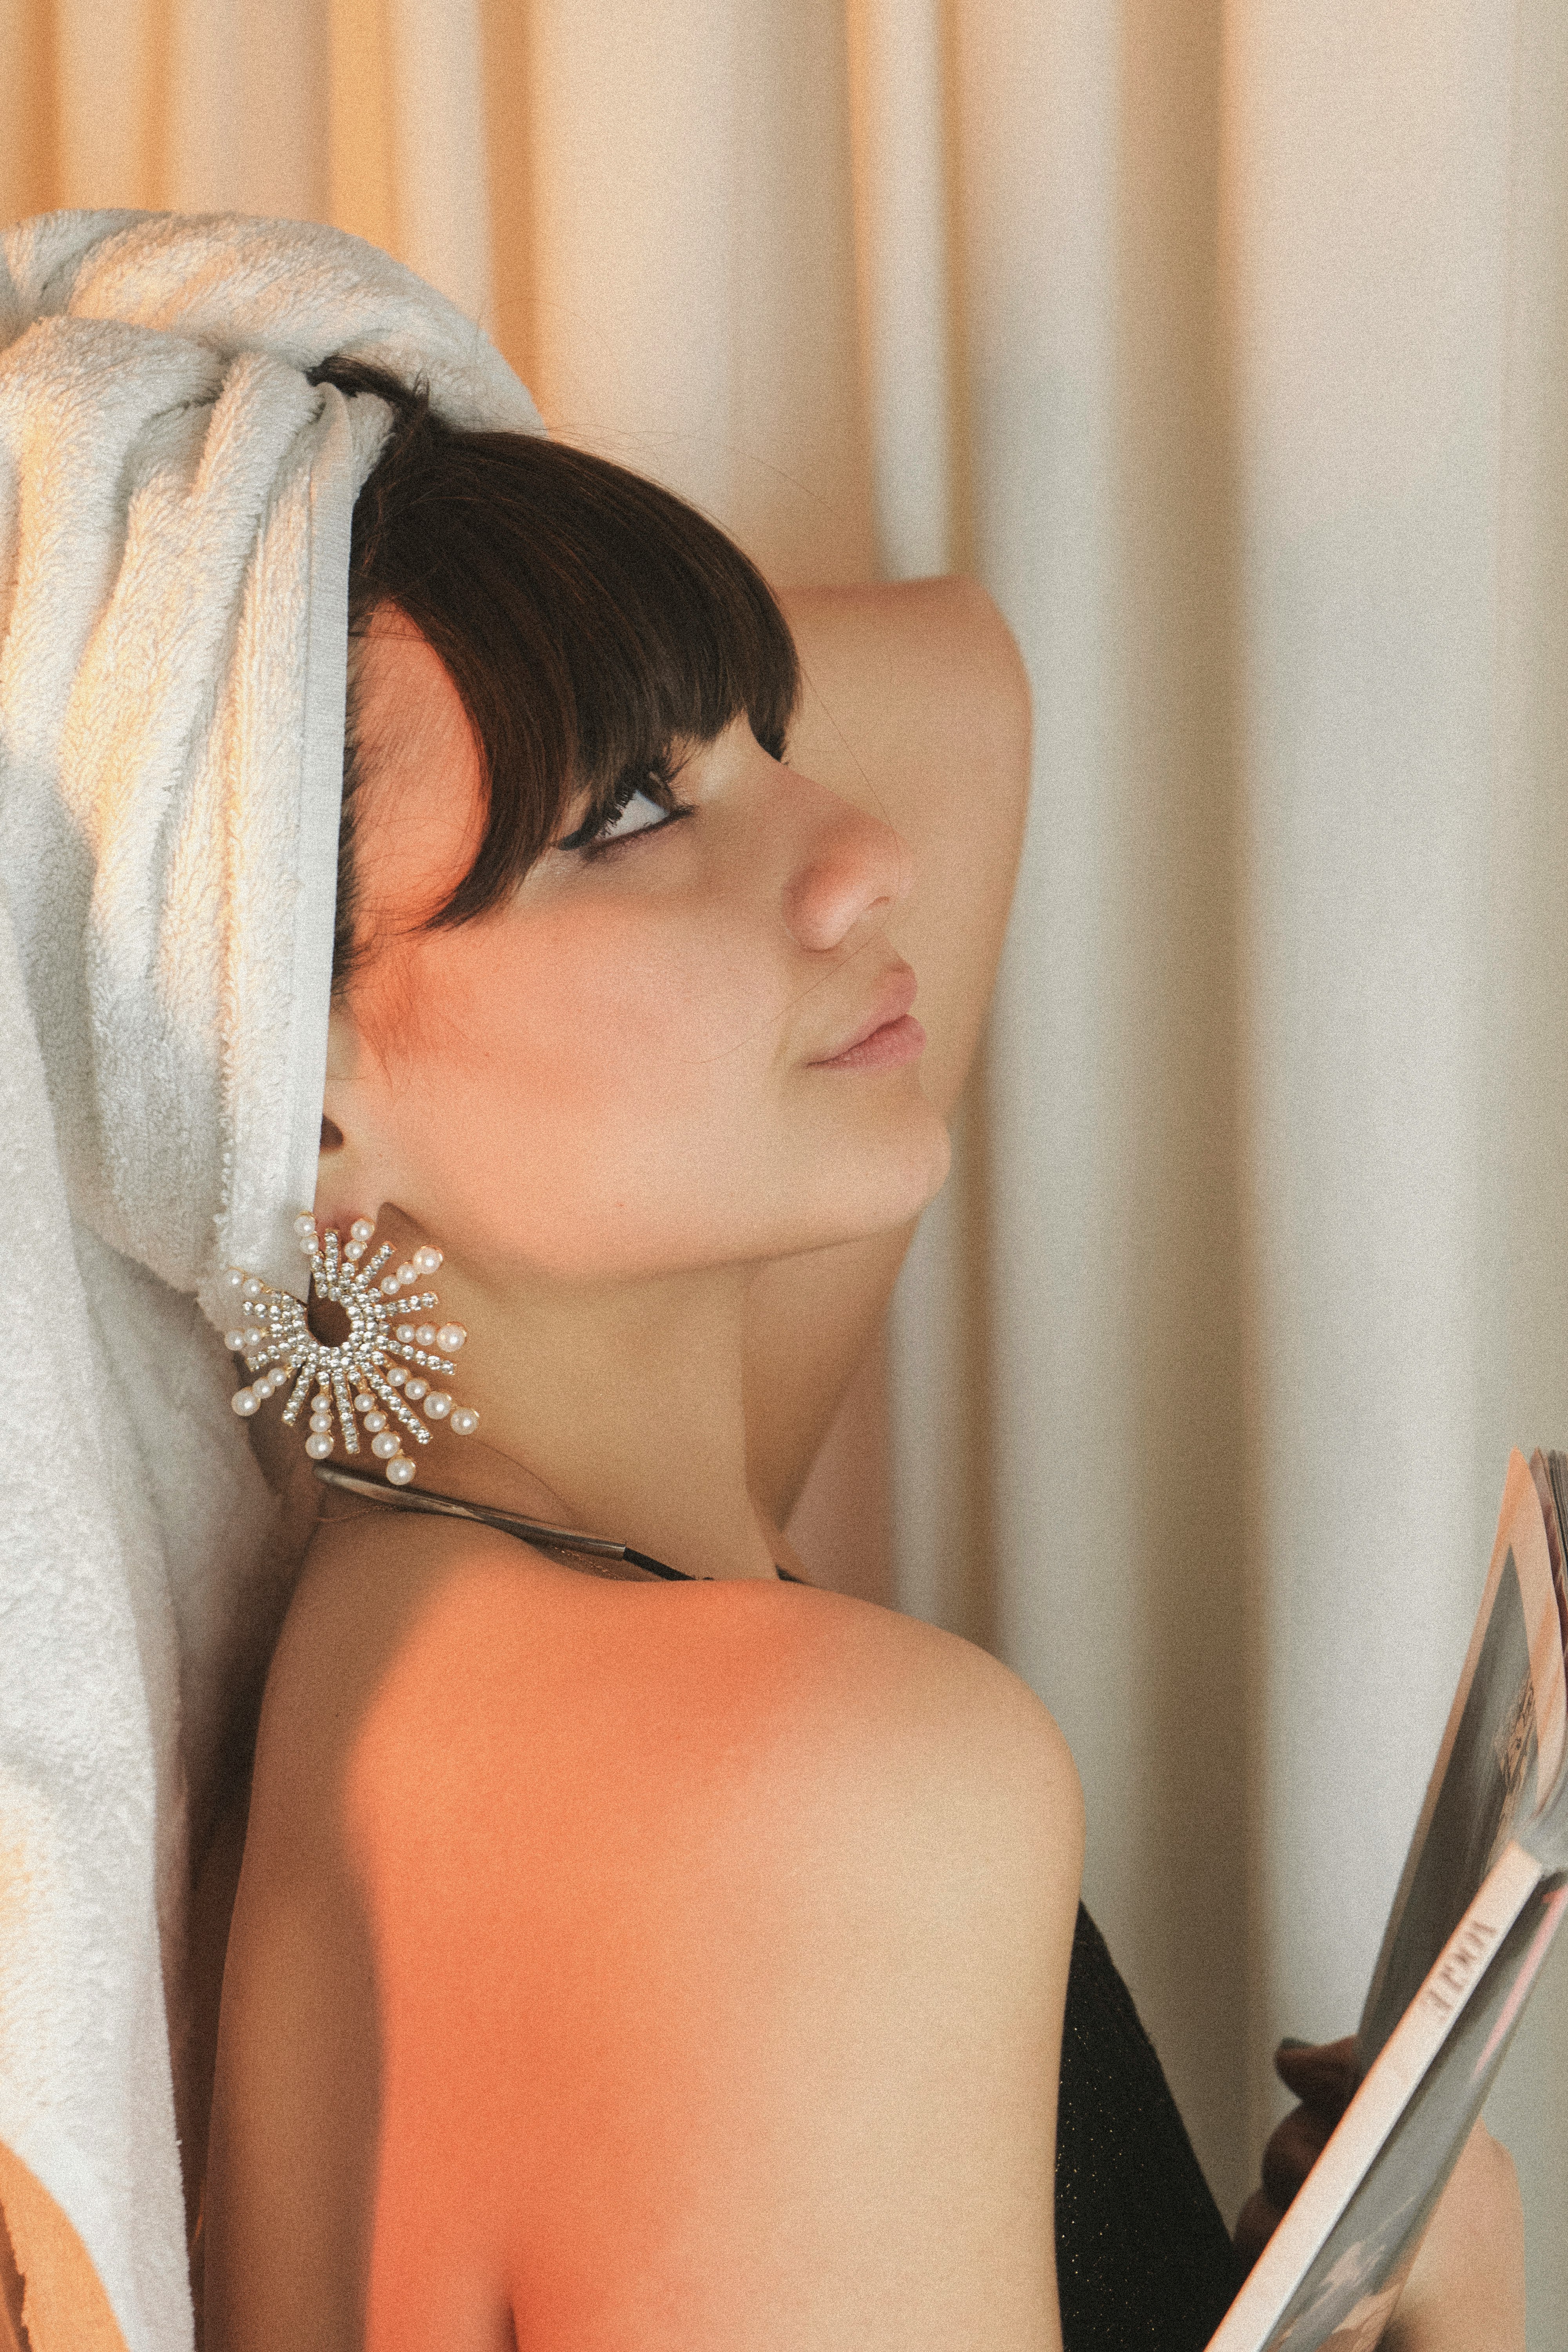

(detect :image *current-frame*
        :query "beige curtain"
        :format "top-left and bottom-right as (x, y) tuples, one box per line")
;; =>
(4, 0), (1566, 2333)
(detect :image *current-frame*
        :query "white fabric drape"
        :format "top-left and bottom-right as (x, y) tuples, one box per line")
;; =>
(4, 0), (1565, 2336)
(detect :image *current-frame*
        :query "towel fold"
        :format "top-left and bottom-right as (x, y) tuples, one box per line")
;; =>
(0, 210), (541, 2352)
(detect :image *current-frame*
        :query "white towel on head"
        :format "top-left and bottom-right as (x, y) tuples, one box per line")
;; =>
(0, 209), (543, 2351)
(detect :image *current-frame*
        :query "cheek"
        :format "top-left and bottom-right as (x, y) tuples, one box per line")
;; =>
(380, 899), (793, 1270)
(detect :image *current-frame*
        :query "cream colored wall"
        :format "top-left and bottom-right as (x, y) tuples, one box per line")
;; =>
(5, 0), (1566, 2332)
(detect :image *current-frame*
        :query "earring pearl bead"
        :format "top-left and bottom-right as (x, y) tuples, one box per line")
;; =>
(225, 1216), (473, 1491)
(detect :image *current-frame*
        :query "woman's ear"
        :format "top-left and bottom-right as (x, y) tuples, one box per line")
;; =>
(316, 1003), (391, 1228)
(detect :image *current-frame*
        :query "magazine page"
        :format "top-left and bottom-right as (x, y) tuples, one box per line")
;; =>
(1358, 1450), (1566, 2062)
(1207, 1847), (1566, 2352)
(1539, 1450), (1568, 1655)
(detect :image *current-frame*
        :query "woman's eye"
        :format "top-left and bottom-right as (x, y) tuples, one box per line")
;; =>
(558, 781), (690, 858)
(591, 786), (669, 847)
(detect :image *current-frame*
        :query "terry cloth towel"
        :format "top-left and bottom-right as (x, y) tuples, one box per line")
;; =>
(0, 211), (542, 2352)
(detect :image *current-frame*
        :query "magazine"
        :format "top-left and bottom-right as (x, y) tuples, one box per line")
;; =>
(1205, 1447), (1568, 2352)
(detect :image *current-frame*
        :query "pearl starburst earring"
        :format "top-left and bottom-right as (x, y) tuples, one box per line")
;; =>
(222, 1213), (479, 1485)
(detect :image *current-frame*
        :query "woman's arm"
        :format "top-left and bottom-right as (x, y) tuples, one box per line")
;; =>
(1383, 2122), (1525, 2352)
(744, 580), (1031, 1529)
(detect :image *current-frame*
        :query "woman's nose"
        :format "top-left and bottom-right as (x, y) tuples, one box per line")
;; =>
(780, 781), (913, 954)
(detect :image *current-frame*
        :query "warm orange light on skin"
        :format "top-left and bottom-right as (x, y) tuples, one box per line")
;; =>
(340, 1554), (1066, 2352)
(318, 612), (952, 1582)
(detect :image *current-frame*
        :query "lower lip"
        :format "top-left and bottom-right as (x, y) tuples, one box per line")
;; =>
(811, 1013), (926, 1071)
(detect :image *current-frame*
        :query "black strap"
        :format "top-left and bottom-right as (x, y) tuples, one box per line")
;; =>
(311, 1461), (806, 1583)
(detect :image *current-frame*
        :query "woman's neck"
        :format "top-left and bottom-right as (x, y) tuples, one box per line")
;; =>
(391, 1247), (780, 1584)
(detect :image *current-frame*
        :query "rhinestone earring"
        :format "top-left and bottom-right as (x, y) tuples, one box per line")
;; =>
(222, 1212), (479, 1485)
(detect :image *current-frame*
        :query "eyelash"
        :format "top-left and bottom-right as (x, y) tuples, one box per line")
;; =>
(558, 764), (692, 860)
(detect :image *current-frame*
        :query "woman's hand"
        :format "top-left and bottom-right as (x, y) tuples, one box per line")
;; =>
(1234, 2036), (1359, 2270)
(1234, 2037), (1525, 2351)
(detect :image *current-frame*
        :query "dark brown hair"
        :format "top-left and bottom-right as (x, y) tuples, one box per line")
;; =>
(310, 359), (800, 996)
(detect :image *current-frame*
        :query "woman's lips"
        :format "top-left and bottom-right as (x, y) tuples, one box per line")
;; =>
(811, 1012), (926, 1071)
(808, 964), (923, 1070)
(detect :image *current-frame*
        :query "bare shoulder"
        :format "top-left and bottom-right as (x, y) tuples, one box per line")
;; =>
(249, 1508), (1085, 2074)
(212, 1521), (1082, 2350)
(254, 1507), (1079, 1871)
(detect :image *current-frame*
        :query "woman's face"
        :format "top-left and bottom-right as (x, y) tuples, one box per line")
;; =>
(325, 613), (951, 1289)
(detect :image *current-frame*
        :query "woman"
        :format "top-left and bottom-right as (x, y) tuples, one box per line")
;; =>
(197, 368), (1525, 2351)
(196, 363), (1082, 2350)
(0, 213), (1521, 2352)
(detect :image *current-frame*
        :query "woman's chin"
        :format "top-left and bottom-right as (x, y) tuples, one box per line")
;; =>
(797, 1110), (953, 1248)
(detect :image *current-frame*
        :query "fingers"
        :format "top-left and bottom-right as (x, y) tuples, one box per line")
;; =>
(1273, 2033), (1359, 2120)
(1234, 2107), (1333, 2272)
(1236, 2034), (1362, 2277)
(1261, 2105), (1335, 2209)
(1233, 2187), (1285, 2275)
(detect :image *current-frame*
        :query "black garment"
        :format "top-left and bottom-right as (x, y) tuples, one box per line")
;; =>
(1056, 1904), (1243, 2351)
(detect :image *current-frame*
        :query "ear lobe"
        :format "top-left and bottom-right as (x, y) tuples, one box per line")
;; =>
(315, 1091), (397, 1237)
(320, 1009), (361, 1181)
(318, 1006), (403, 1227)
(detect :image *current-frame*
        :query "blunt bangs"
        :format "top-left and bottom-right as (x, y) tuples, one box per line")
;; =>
(312, 358), (800, 995)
